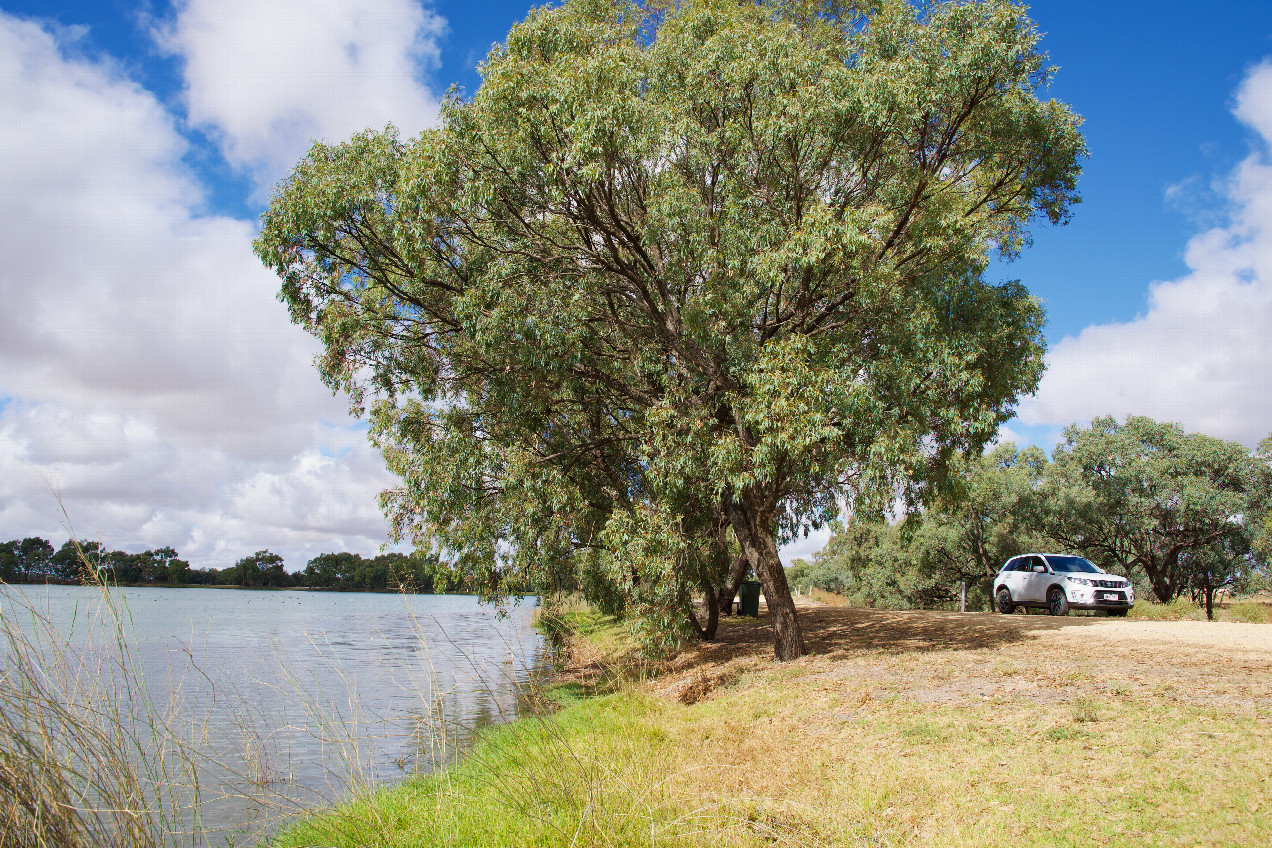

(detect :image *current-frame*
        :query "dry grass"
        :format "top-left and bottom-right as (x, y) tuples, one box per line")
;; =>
(633, 602), (1272, 846)
(1130, 595), (1272, 623)
(805, 587), (849, 607)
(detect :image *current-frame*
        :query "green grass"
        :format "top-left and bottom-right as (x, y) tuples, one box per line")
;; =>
(1128, 596), (1272, 623)
(269, 692), (748, 848)
(1225, 601), (1272, 624)
(1128, 597), (1206, 620)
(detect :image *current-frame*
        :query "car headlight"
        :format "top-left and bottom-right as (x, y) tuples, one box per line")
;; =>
(1066, 576), (1092, 586)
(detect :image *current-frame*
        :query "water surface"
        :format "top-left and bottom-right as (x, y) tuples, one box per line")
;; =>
(1, 585), (547, 844)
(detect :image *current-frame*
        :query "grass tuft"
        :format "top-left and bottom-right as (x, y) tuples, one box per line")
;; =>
(1128, 597), (1205, 621)
(1224, 601), (1272, 624)
(1070, 696), (1102, 723)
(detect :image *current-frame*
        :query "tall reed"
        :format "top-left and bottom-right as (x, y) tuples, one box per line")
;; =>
(0, 564), (205, 847)
(0, 536), (316, 848)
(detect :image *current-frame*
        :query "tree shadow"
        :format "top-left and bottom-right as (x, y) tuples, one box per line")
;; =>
(684, 605), (1105, 667)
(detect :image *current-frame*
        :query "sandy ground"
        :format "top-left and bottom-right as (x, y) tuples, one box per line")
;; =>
(650, 603), (1272, 717)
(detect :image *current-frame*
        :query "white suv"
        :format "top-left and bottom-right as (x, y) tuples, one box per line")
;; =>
(994, 554), (1134, 617)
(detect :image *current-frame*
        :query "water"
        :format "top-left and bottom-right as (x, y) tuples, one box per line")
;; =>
(0, 584), (548, 844)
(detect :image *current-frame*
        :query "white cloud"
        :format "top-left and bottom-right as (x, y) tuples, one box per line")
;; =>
(779, 526), (831, 567)
(1234, 59), (1272, 144)
(1019, 58), (1272, 449)
(158, 0), (444, 183)
(0, 13), (397, 568)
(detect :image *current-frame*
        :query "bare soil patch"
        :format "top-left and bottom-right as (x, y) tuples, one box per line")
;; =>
(655, 603), (1272, 715)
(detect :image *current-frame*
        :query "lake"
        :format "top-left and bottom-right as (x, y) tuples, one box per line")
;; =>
(0, 584), (548, 845)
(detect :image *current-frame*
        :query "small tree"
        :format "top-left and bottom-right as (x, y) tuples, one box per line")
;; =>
(304, 552), (363, 589)
(908, 442), (1052, 580)
(797, 443), (1052, 610)
(1185, 544), (1249, 621)
(0, 541), (18, 582)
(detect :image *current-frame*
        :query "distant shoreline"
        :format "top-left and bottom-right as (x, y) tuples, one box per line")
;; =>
(1, 580), (484, 596)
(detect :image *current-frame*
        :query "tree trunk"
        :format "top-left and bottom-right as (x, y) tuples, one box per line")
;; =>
(688, 577), (720, 640)
(1142, 557), (1181, 604)
(727, 492), (805, 661)
(717, 551), (748, 616)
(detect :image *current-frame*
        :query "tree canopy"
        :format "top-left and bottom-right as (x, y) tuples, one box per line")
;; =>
(255, 0), (1085, 659)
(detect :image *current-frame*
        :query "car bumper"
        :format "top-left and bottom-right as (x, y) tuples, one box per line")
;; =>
(1067, 588), (1133, 609)
(1069, 600), (1134, 610)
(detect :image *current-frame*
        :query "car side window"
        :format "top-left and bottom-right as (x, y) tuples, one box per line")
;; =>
(1027, 556), (1046, 572)
(1017, 558), (1035, 572)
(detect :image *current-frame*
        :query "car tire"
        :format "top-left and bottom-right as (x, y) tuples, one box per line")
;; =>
(1107, 609), (1128, 617)
(995, 587), (1016, 614)
(1047, 587), (1070, 616)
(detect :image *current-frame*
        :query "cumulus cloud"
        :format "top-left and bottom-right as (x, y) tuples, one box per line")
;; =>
(158, 0), (444, 183)
(0, 13), (396, 568)
(778, 527), (832, 567)
(1018, 58), (1272, 448)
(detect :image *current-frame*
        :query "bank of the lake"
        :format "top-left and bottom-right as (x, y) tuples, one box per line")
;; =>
(268, 604), (1272, 848)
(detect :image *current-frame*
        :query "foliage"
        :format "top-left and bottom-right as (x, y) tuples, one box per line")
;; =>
(916, 441), (1053, 579)
(797, 418), (1272, 618)
(301, 550), (451, 592)
(230, 549), (287, 588)
(1046, 416), (1271, 614)
(0, 537), (54, 582)
(102, 546), (192, 585)
(792, 441), (1050, 609)
(255, 0), (1084, 659)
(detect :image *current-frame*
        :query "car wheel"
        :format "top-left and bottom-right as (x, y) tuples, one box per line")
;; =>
(1107, 608), (1128, 617)
(1047, 587), (1070, 616)
(995, 587), (1016, 614)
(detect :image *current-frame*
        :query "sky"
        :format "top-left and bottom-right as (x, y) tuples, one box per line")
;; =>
(1, 1), (1271, 570)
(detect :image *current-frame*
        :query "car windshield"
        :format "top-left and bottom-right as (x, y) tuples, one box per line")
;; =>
(1044, 555), (1101, 573)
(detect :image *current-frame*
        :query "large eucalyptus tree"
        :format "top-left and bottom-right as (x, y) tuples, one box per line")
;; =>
(256, 0), (1084, 659)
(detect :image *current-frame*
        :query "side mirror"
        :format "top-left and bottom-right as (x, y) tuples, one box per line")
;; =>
(1032, 564), (1046, 573)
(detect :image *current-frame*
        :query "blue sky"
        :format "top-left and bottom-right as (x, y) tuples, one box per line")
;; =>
(1, 0), (1270, 568)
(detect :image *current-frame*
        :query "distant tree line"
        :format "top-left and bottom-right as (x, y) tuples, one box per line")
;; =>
(789, 416), (1272, 620)
(0, 541), (453, 594)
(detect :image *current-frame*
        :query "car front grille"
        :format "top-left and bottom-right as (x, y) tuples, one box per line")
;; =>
(1093, 579), (1127, 588)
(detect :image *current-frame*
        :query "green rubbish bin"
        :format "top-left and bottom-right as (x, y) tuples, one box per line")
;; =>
(738, 580), (762, 617)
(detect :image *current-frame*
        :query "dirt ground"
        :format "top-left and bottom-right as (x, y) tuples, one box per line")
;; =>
(653, 602), (1272, 717)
